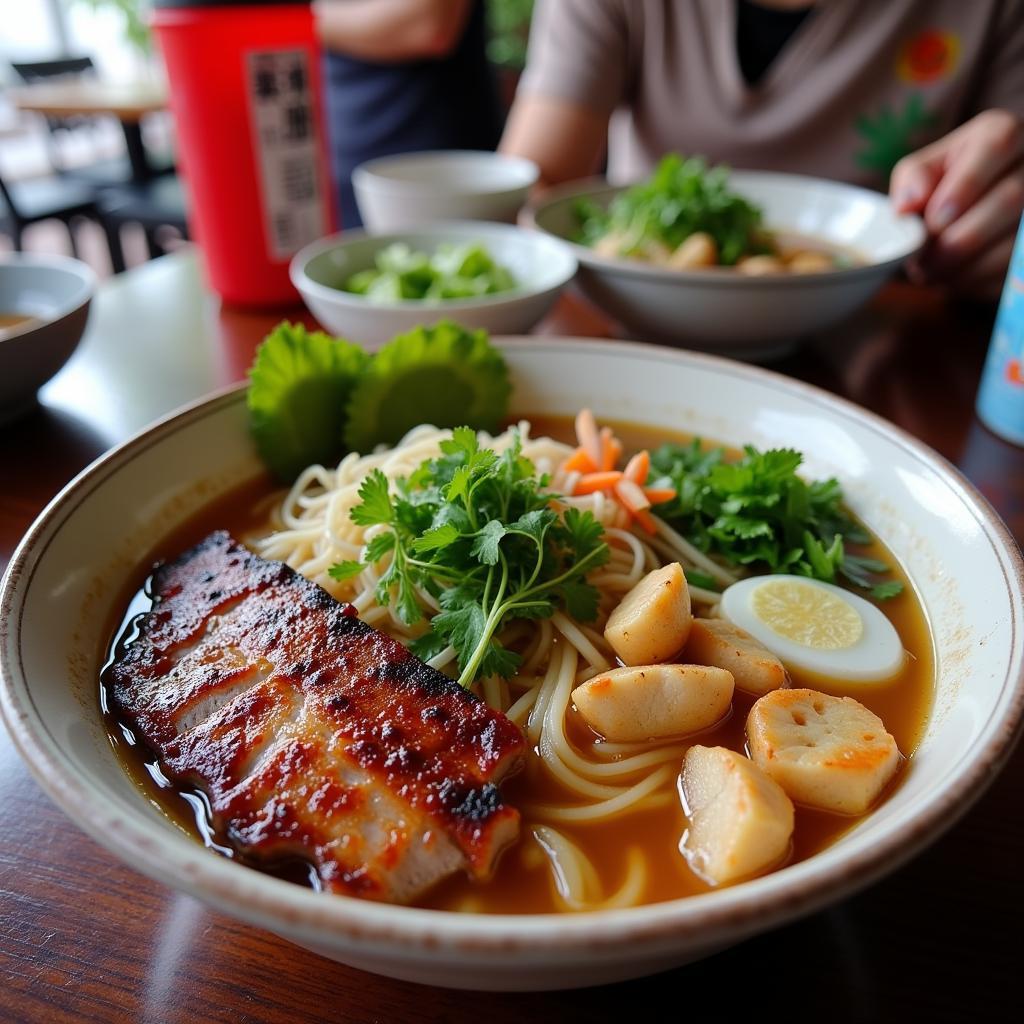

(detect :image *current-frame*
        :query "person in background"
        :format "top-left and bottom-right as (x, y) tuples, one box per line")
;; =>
(501, 0), (1024, 300)
(314, 0), (505, 227)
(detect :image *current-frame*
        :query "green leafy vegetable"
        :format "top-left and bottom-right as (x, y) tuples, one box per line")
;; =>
(246, 320), (511, 481)
(247, 322), (370, 481)
(648, 440), (903, 600)
(343, 242), (517, 302)
(576, 153), (770, 265)
(343, 321), (511, 453)
(332, 427), (609, 686)
(327, 561), (367, 582)
(684, 569), (720, 592)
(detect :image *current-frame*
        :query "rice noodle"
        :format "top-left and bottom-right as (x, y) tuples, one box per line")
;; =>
(533, 826), (647, 911)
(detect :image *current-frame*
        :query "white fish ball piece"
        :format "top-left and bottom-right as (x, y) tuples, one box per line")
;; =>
(572, 664), (733, 742)
(681, 745), (794, 885)
(604, 562), (692, 666)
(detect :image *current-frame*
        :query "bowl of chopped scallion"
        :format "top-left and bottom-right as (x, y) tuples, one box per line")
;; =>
(291, 221), (577, 346)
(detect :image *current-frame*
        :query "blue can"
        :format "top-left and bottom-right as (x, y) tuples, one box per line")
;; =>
(976, 217), (1024, 445)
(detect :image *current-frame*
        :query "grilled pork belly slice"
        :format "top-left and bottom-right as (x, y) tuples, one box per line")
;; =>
(106, 531), (525, 904)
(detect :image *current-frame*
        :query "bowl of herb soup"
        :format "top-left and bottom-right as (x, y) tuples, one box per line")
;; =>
(528, 161), (925, 359)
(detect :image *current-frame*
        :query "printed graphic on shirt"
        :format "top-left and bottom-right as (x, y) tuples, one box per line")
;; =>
(853, 28), (960, 179)
(897, 29), (960, 85)
(854, 93), (937, 177)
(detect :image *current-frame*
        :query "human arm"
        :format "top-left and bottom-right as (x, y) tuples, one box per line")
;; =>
(498, 0), (629, 188)
(312, 0), (472, 63)
(500, 94), (609, 188)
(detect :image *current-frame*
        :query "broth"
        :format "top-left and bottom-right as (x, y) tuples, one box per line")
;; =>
(100, 419), (934, 913)
(0, 312), (37, 334)
(772, 231), (864, 269)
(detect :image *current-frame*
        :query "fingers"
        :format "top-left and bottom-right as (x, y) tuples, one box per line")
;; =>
(923, 110), (1024, 233)
(891, 139), (946, 214)
(923, 165), (1024, 274)
(894, 110), (1024, 298)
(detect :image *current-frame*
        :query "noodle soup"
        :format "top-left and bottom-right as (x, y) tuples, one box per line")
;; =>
(101, 417), (933, 913)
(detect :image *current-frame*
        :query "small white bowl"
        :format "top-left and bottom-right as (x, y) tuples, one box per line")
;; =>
(2, 339), (1023, 991)
(353, 151), (539, 232)
(290, 221), (577, 345)
(528, 172), (926, 359)
(0, 253), (94, 422)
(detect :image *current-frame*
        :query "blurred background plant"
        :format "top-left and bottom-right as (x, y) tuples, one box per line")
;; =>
(486, 0), (533, 70)
(70, 0), (152, 55)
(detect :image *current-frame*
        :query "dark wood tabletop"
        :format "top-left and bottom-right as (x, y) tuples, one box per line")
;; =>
(1, 250), (1020, 1023)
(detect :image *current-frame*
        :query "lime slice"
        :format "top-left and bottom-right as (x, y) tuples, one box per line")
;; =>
(750, 579), (863, 650)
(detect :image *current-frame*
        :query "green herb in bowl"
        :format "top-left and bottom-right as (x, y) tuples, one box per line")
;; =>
(343, 242), (518, 303)
(576, 153), (773, 267)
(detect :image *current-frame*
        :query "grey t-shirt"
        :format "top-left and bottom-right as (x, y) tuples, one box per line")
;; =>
(518, 0), (1024, 187)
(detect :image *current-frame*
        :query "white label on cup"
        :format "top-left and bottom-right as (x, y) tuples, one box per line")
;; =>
(245, 48), (330, 261)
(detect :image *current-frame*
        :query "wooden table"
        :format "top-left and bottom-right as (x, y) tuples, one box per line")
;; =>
(10, 81), (169, 184)
(1, 250), (1020, 1022)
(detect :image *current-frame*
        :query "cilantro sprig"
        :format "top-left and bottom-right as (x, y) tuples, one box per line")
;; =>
(648, 441), (903, 600)
(332, 427), (609, 687)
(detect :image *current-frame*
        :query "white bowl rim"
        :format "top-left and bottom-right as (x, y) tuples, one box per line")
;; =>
(0, 252), (96, 342)
(352, 150), (540, 196)
(290, 222), (578, 312)
(528, 172), (927, 287)
(2, 336), (1023, 955)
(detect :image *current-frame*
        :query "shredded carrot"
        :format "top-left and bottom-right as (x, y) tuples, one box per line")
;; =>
(562, 447), (598, 474)
(608, 437), (623, 470)
(614, 478), (651, 512)
(574, 470), (624, 496)
(563, 414), (665, 536)
(633, 508), (658, 534)
(641, 487), (676, 505)
(623, 450), (650, 485)
(574, 408), (603, 468)
(599, 427), (621, 471)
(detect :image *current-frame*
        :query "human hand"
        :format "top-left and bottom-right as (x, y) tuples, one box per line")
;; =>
(890, 109), (1024, 301)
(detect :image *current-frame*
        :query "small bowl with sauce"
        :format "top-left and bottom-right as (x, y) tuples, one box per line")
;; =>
(0, 252), (95, 422)
(528, 170), (926, 360)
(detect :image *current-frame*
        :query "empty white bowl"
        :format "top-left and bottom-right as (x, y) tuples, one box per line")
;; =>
(0, 253), (94, 422)
(528, 172), (926, 359)
(2, 339), (1023, 991)
(290, 221), (577, 345)
(353, 151), (539, 232)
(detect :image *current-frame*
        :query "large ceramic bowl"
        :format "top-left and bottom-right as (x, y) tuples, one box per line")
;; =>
(0, 253), (95, 421)
(353, 150), (539, 232)
(291, 221), (577, 345)
(2, 339), (1022, 991)
(528, 173), (926, 359)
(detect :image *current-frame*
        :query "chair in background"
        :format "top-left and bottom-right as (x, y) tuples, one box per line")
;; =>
(0, 168), (100, 256)
(11, 57), (174, 188)
(98, 175), (190, 273)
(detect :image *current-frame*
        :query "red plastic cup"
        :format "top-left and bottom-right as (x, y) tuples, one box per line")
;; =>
(152, 0), (336, 307)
